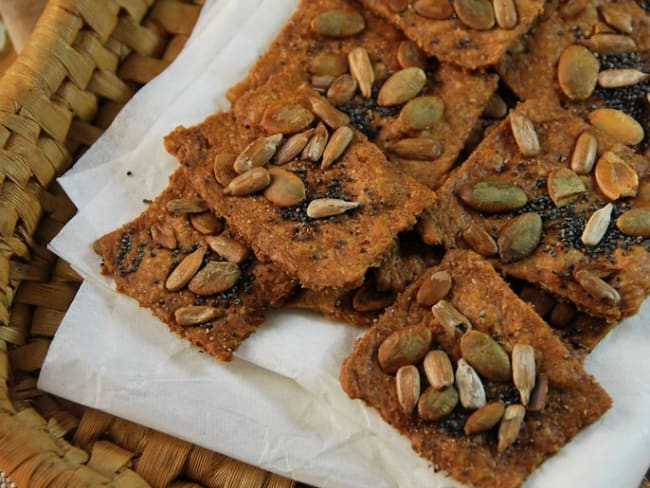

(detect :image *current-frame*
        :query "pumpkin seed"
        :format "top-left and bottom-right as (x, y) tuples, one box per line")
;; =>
(311, 10), (365, 38)
(309, 96), (350, 129)
(432, 300), (472, 338)
(166, 198), (208, 214)
(389, 137), (442, 160)
(549, 301), (577, 328)
(414, 0), (454, 19)
(263, 167), (307, 207)
(205, 234), (250, 264)
(308, 52), (349, 77)
(378, 325), (433, 373)
(303, 122), (329, 162)
(321, 126), (354, 169)
(454, 0), (496, 30)
(498, 212), (543, 263)
(574, 269), (620, 304)
(417, 270), (452, 306)
(423, 350), (454, 390)
(165, 246), (206, 292)
(581, 203), (613, 247)
(464, 401), (505, 435)
(616, 208), (650, 237)
(327, 74), (358, 106)
(547, 167), (587, 206)
(261, 104), (314, 134)
(483, 93), (508, 119)
(397, 40), (427, 70)
(460, 330), (511, 382)
(494, 0), (518, 29)
(557, 45), (599, 101)
(510, 111), (541, 156)
(456, 358), (486, 410)
(594, 151), (639, 200)
(274, 129), (314, 165)
(223, 167), (272, 196)
(396, 365), (421, 415)
(348, 47), (374, 98)
(589, 109), (644, 145)
(386, 0), (410, 12)
(188, 261), (241, 296)
(598, 4), (633, 34)
(306, 198), (360, 218)
(417, 385), (459, 421)
(519, 285), (555, 317)
(498, 404), (525, 453)
(570, 131), (598, 174)
(457, 178), (528, 212)
(174, 305), (223, 326)
(233, 134), (283, 174)
(213, 153), (237, 186)
(190, 212), (223, 235)
(598, 69), (649, 88)
(378, 68), (427, 106)
(582, 34), (637, 54)
(461, 223), (498, 256)
(512, 344), (535, 407)
(528, 373), (548, 413)
(399, 96), (445, 131)
(151, 222), (177, 250)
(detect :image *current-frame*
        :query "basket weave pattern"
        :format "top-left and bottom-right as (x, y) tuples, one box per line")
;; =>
(0, 1), (294, 486)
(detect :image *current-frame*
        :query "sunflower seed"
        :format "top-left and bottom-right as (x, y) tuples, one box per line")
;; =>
(386, 0), (410, 12)
(418, 385), (459, 421)
(261, 104), (314, 134)
(483, 93), (508, 119)
(327, 74), (358, 106)
(498, 212), (543, 263)
(188, 261), (241, 296)
(461, 223), (498, 256)
(389, 137), (442, 160)
(528, 373), (548, 413)
(570, 131), (598, 174)
(396, 365), (421, 415)
(263, 167), (307, 207)
(598, 69), (649, 88)
(397, 40), (428, 70)
(378, 67), (427, 106)
(399, 96), (445, 131)
(498, 404), (526, 453)
(311, 10), (365, 38)
(599, 4), (633, 34)
(417, 270), (452, 306)
(223, 167), (271, 196)
(581, 34), (637, 54)
(312, 75), (336, 91)
(205, 234), (250, 264)
(165, 246), (206, 292)
(519, 285), (555, 317)
(465, 401), (505, 435)
(423, 350), (454, 390)
(274, 129), (314, 165)
(310, 96), (350, 129)
(378, 325), (433, 373)
(593, 21), (615, 35)
(306, 198), (360, 218)
(166, 198), (208, 214)
(512, 344), (535, 407)
(151, 222), (177, 250)
(616, 208), (650, 237)
(561, 0), (588, 18)
(352, 282), (395, 312)
(174, 305), (223, 326)
(460, 330), (511, 383)
(321, 126), (354, 169)
(581, 203), (613, 246)
(303, 122), (329, 162)
(549, 301), (577, 328)
(589, 109), (644, 145)
(547, 167), (587, 206)
(190, 212), (223, 235)
(213, 153), (238, 186)
(233, 134), (283, 174)
(308, 52), (349, 77)
(510, 111), (541, 156)
(454, 0), (495, 30)
(457, 179), (528, 212)
(494, 0), (517, 28)
(574, 269), (620, 304)
(456, 358), (486, 410)
(432, 300), (472, 338)
(557, 45), (600, 101)
(594, 151), (639, 200)
(348, 47), (375, 98)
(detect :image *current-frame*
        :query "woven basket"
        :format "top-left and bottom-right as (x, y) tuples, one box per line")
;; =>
(0, 1), (295, 486)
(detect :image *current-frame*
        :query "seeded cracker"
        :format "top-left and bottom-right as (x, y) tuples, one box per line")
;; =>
(340, 250), (611, 488)
(358, 0), (544, 69)
(93, 169), (296, 361)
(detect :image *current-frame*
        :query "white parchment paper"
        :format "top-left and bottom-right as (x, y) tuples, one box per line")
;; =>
(40, 0), (650, 486)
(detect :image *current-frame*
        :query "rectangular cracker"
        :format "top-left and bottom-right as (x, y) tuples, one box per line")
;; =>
(93, 168), (297, 361)
(341, 249), (611, 488)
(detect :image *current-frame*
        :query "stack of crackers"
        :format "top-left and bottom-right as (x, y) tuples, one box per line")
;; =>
(93, 1), (650, 486)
